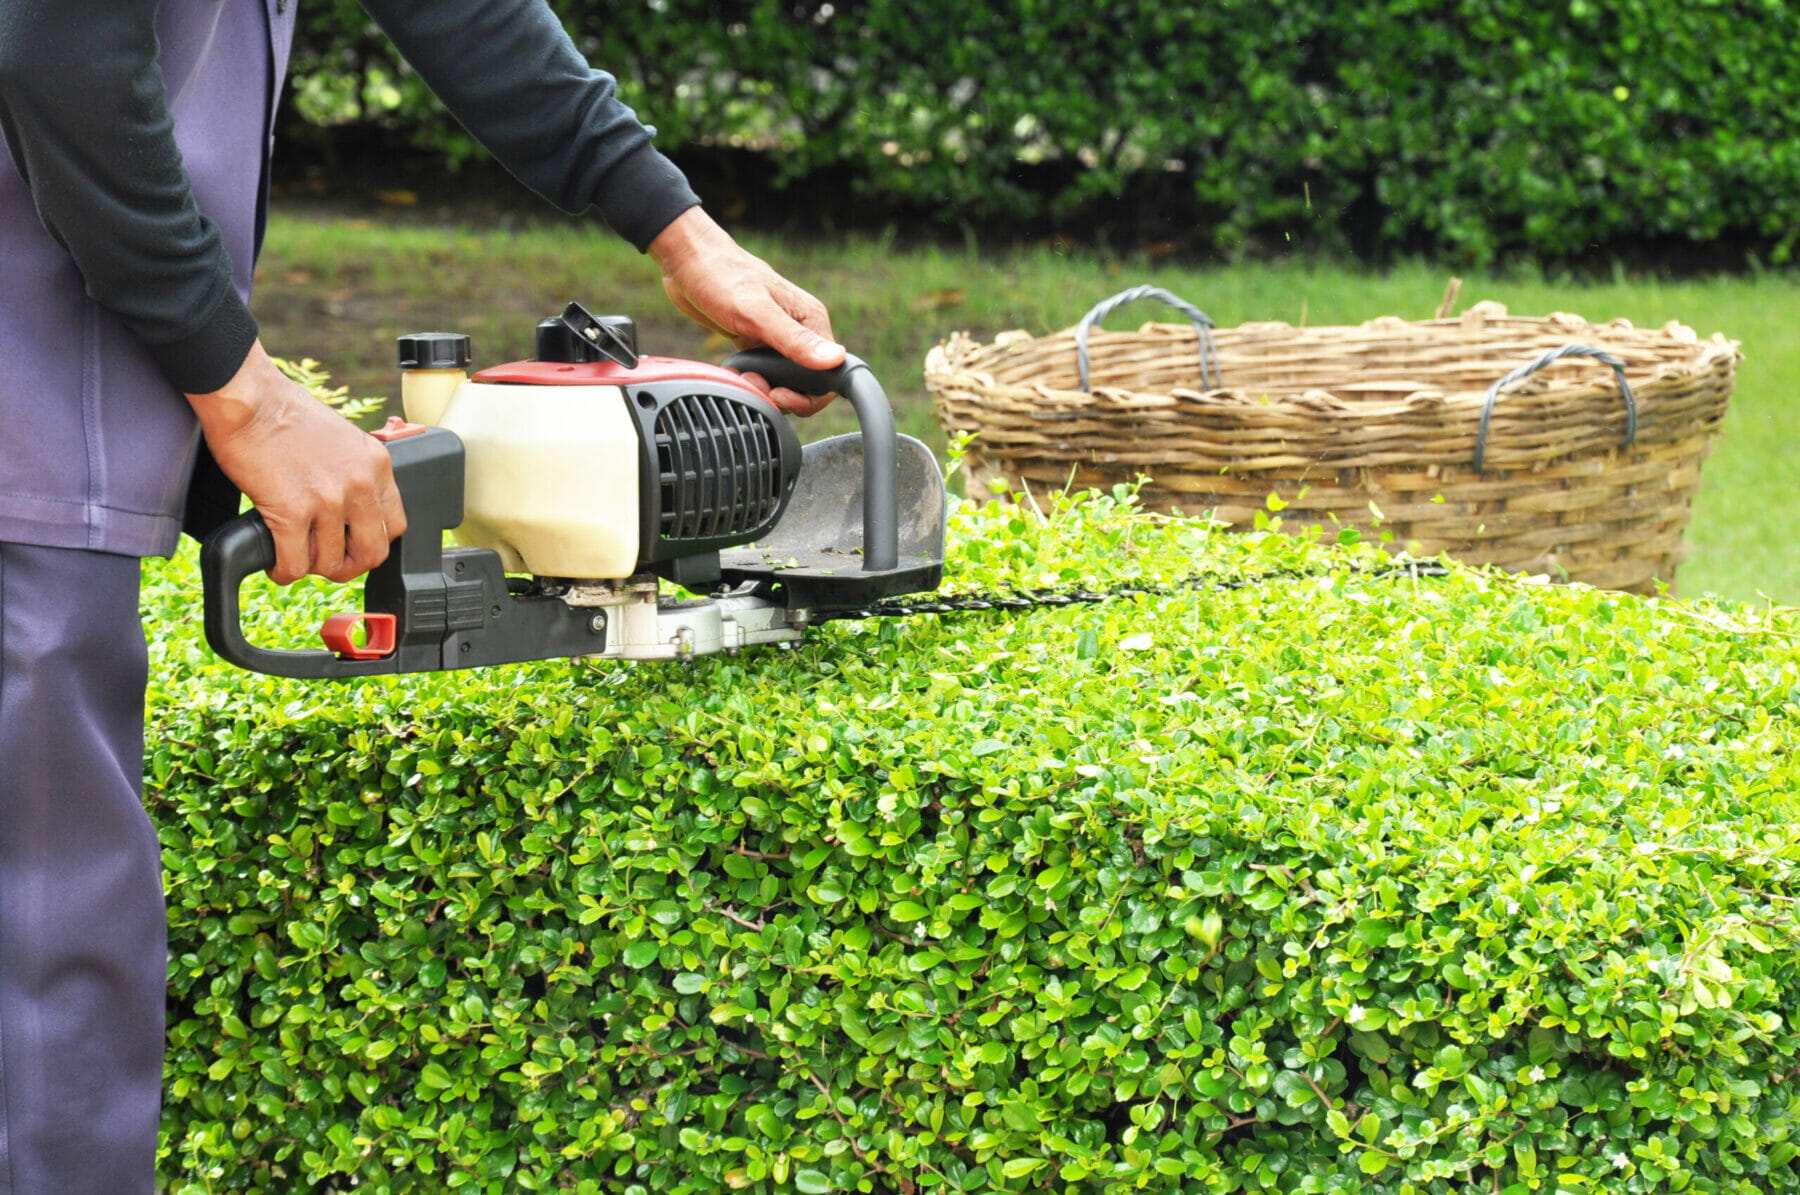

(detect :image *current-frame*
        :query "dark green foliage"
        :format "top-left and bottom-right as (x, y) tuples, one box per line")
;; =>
(150, 485), (1800, 1192)
(285, 1), (1800, 262)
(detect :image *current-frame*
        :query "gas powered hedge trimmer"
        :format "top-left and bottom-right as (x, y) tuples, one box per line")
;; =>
(200, 304), (1443, 678)
(200, 303), (955, 677)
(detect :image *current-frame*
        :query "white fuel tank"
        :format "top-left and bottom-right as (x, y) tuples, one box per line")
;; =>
(401, 370), (641, 579)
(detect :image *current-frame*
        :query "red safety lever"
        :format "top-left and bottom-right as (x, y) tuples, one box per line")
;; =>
(320, 612), (397, 660)
(371, 416), (427, 442)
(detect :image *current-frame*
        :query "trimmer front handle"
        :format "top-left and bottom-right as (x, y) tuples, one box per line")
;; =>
(724, 348), (897, 571)
(199, 423), (605, 678)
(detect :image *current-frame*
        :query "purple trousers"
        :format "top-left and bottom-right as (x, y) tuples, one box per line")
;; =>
(0, 543), (162, 1193)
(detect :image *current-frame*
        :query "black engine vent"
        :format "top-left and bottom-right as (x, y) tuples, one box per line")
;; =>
(653, 392), (789, 543)
(626, 380), (802, 579)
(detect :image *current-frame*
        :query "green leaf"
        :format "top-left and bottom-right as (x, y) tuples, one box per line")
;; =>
(1002, 1101), (1040, 1133)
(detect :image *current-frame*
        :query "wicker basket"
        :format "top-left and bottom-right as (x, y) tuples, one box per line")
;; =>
(926, 288), (1741, 593)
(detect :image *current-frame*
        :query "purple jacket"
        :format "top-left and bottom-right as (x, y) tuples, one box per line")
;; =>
(0, 0), (697, 558)
(0, 0), (290, 555)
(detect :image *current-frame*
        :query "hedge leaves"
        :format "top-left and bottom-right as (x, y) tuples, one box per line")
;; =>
(150, 488), (1800, 1192)
(287, 1), (1800, 262)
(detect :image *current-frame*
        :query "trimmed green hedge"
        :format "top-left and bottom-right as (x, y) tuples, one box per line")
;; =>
(148, 481), (1800, 1192)
(285, 1), (1800, 262)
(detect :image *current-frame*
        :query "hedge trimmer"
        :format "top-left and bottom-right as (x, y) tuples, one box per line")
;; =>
(201, 303), (951, 677)
(201, 304), (1446, 678)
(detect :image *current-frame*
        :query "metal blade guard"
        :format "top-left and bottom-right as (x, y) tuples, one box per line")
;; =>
(719, 348), (944, 609)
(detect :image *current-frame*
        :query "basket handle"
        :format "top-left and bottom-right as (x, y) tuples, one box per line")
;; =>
(1075, 285), (1221, 392)
(1475, 343), (1638, 472)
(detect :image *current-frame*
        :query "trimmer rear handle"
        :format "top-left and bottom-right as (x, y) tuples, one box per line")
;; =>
(200, 512), (392, 678)
(200, 425), (605, 678)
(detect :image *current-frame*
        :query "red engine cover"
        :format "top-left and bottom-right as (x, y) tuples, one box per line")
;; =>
(471, 356), (772, 397)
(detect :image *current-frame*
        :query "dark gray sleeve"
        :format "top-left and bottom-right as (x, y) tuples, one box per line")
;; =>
(357, 0), (701, 250)
(0, 0), (258, 394)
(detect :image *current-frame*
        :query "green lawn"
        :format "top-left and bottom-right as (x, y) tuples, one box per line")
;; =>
(259, 210), (1800, 604)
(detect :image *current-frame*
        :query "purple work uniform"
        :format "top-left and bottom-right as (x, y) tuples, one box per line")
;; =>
(0, 0), (697, 1187)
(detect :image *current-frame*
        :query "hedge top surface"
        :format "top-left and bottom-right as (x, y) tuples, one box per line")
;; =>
(146, 482), (1800, 1194)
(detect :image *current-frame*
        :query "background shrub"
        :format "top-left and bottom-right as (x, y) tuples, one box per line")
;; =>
(284, 0), (1800, 262)
(151, 483), (1800, 1192)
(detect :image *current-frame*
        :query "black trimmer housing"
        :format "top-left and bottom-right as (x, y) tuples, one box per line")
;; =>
(621, 377), (804, 590)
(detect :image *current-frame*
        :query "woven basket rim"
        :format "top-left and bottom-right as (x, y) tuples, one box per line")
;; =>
(924, 300), (1740, 594)
(925, 304), (1741, 423)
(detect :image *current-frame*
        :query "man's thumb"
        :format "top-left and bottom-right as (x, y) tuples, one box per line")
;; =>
(775, 321), (846, 371)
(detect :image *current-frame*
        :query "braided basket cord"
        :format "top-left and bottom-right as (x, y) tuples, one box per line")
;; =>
(925, 301), (1740, 594)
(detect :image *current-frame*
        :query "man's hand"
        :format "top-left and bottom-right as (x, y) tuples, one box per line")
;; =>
(648, 207), (845, 416)
(186, 342), (408, 585)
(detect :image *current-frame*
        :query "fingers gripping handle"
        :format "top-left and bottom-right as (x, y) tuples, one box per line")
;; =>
(200, 424), (465, 679)
(724, 347), (898, 571)
(201, 512), (394, 678)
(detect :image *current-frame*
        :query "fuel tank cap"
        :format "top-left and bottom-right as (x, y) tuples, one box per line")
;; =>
(397, 332), (471, 371)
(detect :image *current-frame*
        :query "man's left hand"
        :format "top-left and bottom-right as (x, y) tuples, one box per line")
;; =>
(648, 207), (845, 416)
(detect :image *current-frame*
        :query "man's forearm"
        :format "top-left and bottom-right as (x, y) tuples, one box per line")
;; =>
(355, 0), (700, 249)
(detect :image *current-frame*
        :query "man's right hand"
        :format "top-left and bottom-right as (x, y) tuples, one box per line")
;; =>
(185, 341), (408, 585)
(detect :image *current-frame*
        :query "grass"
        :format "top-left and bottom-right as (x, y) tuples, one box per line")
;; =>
(257, 208), (1800, 604)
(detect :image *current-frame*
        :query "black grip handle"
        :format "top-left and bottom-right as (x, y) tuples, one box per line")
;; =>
(200, 511), (395, 679)
(724, 348), (898, 571)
